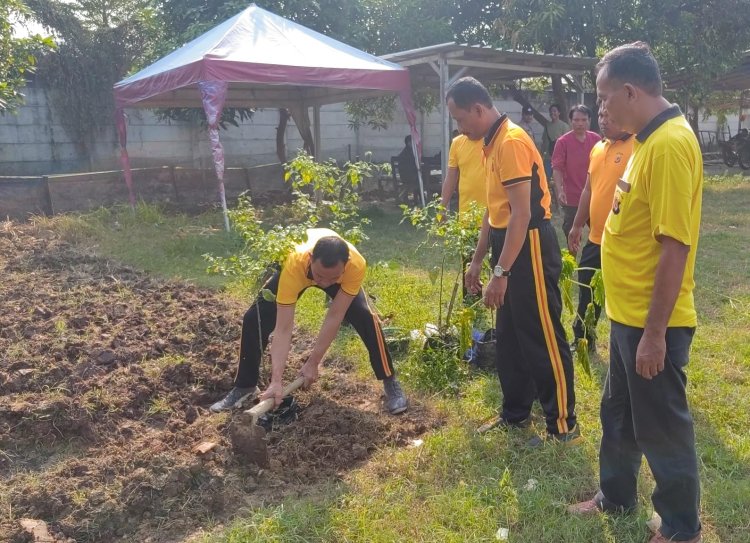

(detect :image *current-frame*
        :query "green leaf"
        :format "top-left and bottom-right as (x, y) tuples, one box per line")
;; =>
(260, 289), (277, 302)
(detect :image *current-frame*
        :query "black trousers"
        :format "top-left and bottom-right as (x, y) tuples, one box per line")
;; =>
(561, 205), (578, 239)
(490, 221), (577, 435)
(233, 271), (395, 388)
(598, 322), (701, 541)
(572, 240), (602, 342)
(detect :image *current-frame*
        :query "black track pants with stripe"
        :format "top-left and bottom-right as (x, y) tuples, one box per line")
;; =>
(490, 221), (577, 435)
(233, 271), (395, 388)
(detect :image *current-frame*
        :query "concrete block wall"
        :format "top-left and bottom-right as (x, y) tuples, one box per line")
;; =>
(1, 86), (735, 177)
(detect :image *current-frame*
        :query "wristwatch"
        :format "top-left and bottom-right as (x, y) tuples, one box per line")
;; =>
(493, 264), (511, 278)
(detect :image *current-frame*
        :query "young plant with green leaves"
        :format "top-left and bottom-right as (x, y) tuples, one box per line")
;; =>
(204, 151), (386, 291)
(400, 196), (487, 394)
(559, 249), (605, 377)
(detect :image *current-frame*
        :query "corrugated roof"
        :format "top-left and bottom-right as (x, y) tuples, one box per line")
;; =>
(382, 42), (597, 87)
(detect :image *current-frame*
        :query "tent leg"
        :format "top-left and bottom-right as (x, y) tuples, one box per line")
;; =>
(220, 189), (230, 231)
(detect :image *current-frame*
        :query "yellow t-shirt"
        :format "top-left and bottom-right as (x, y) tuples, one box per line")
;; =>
(448, 135), (487, 213)
(601, 108), (703, 327)
(588, 136), (634, 245)
(483, 116), (551, 229)
(276, 228), (366, 306)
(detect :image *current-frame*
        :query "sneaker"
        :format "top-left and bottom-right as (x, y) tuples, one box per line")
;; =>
(648, 532), (701, 543)
(209, 386), (258, 413)
(646, 514), (702, 543)
(383, 376), (408, 415)
(527, 424), (582, 448)
(567, 498), (603, 516)
(476, 415), (530, 434)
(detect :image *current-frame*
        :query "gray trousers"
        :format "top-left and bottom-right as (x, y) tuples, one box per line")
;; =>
(596, 322), (701, 541)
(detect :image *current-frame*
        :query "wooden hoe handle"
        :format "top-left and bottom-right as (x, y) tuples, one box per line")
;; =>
(245, 376), (305, 420)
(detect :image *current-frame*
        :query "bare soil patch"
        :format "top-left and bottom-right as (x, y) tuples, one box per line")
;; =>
(0, 221), (442, 542)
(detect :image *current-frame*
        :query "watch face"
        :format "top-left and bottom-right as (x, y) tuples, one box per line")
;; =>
(494, 265), (508, 277)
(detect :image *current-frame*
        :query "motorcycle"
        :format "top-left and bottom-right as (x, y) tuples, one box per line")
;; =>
(722, 129), (750, 169)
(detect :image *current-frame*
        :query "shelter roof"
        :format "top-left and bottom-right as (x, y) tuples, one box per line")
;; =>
(382, 43), (598, 87)
(666, 51), (750, 92)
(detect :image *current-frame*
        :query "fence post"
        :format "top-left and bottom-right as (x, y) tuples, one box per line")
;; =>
(42, 176), (54, 216)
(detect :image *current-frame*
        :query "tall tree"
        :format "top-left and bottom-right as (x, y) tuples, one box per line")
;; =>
(0, 0), (53, 113)
(27, 0), (160, 159)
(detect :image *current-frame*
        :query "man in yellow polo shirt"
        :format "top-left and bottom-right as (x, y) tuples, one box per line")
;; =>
(567, 109), (634, 351)
(440, 132), (487, 213)
(447, 77), (578, 447)
(569, 42), (703, 543)
(210, 228), (408, 415)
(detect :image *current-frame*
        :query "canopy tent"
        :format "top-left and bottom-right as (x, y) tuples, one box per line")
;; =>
(383, 43), (598, 175)
(113, 4), (425, 229)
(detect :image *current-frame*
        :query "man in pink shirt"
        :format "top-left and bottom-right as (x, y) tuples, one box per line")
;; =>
(551, 105), (601, 238)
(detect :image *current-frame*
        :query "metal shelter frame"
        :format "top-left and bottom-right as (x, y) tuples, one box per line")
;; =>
(383, 43), (598, 175)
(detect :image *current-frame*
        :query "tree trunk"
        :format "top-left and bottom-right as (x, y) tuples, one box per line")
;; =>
(276, 108), (289, 163)
(551, 75), (569, 114)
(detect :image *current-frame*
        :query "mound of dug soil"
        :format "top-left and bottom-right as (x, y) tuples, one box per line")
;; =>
(0, 221), (442, 543)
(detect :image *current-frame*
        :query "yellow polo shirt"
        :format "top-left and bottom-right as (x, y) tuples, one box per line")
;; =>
(601, 107), (703, 327)
(448, 135), (487, 213)
(483, 116), (551, 229)
(588, 135), (634, 245)
(277, 228), (366, 306)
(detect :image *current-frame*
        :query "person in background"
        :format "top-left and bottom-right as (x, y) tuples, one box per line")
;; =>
(518, 105), (537, 145)
(396, 135), (421, 203)
(567, 109), (633, 352)
(542, 104), (569, 208)
(441, 130), (487, 214)
(550, 105), (601, 238)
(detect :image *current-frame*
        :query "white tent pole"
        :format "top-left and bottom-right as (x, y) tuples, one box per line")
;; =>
(440, 55), (450, 181)
(411, 137), (425, 207)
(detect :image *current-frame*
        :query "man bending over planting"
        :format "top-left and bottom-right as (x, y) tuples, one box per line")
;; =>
(210, 228), (408, 415)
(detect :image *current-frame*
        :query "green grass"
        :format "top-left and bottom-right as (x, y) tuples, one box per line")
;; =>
(48, 178), (750, 542)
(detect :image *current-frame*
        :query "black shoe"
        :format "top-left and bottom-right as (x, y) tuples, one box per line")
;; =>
(209, 386), (258, 412)
(527, 424), (582, 448)
(476, 415), (530, 434)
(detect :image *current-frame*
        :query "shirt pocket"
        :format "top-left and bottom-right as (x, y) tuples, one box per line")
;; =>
(606, 179), (631, 234)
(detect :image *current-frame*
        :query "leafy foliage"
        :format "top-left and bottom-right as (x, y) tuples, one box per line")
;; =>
(400, 335), (469, 396)
(0, 0), (53, 113)
(28, 0), (161, 152)
(559, 248), (603, 377)
(204, 152), (385, 290)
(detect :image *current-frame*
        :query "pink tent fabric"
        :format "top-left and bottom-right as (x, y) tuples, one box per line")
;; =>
(113, 4), (424, 225)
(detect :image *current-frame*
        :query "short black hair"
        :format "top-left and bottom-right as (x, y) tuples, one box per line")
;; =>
(446, 77), (493, 109)
(569, 104), (592, 120)
(404, 135), (412, 146)
(549, 104), (561, 114)
(312, 236), (350, 268)
(596, 41), (662, 96)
